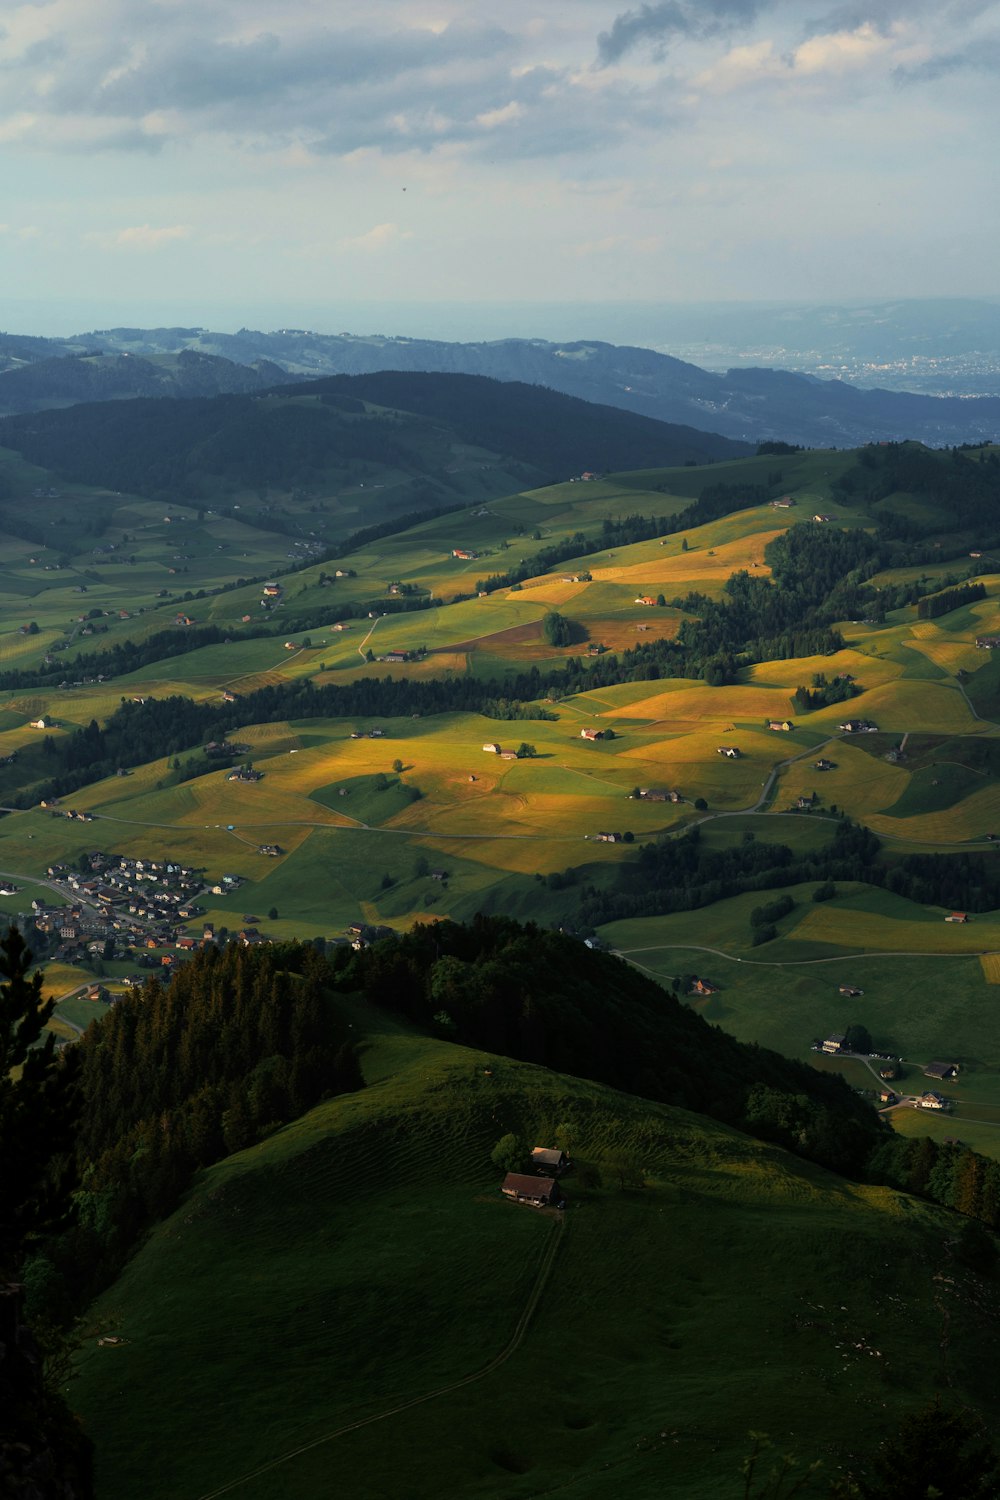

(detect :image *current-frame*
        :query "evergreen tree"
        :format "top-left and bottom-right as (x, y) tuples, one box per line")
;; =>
(0, 926), (81, 1275)
(0, 926), (91, 1496)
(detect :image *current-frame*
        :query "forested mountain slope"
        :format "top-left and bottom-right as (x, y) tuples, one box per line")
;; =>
(0, 372), (747, 503)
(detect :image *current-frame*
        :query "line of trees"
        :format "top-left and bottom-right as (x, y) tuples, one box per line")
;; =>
(577, 819), (1000, 929)
(916, 581), (986, 619)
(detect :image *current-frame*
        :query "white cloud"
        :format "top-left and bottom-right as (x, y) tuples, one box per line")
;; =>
(692, 38), (783, 92)
(793, 21), (894, 74)
(338, 222), (414, 252)
(85, 224), (192, 250)
(693, 21), (906, 93)
(475, 101), (524, 128)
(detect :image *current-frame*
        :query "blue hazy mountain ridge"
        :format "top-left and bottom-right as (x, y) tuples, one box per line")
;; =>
(1, 312), (999, 446)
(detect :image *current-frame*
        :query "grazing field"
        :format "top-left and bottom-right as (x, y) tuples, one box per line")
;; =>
(69, 1021), (998, 1500)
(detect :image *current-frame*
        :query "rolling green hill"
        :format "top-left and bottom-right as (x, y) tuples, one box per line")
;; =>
(69, 1014), (1000, 1500)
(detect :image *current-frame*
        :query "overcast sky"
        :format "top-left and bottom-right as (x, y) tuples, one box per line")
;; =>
(1, 0), (998, 334)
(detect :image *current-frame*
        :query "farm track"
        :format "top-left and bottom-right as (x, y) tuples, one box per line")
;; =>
(616, 944), (1000, 969)
(192, 1212), (564, 1500)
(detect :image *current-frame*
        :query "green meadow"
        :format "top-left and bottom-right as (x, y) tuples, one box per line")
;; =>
(69, 1018), (998, 1500)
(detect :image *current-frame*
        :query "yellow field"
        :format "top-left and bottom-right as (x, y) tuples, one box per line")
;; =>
(858, 679), (977, 734)
(745, 649), (902, 693)
(867, 782), (1000, 844)
(511, 578), (590, 606)
(795, 905), (1000, 953)
(777, 742), (907, 817)
(607, 681), (798, 724)
(979, 954), (1000, 984)
(589, 530), (779, 586)
(39, 962), (91, 1003)
(906, 639), (982, 674)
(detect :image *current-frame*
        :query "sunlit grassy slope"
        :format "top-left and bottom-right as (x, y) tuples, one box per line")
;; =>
(69, 1014), (1000, 1500)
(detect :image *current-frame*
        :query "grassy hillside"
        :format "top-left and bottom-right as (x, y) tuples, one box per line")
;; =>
(69, 1013), (1000, 1500)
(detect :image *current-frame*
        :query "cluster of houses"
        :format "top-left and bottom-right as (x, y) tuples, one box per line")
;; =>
(975, 636), (1000, 650)
(821, 1034), (960, 1112)
(482, 742), (518, 760)
(24, 855), (213, 961)
(717, 745), (741, 758)
(346, 922), (395, 950)
(630, 787), (683, 803)
(501, 1146), (570, 1209)
(228, 765), (263, 783)
(839, 719), (878, 733)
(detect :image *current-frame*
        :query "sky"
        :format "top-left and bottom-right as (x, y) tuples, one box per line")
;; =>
(1, 0), (998, 335)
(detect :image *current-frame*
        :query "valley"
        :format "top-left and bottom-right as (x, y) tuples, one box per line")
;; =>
(3, 376), (1000, 1497)
(2, 425), (1000, 1150)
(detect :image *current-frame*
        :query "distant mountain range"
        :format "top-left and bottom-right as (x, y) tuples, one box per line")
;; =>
(1, 324), (999, 449)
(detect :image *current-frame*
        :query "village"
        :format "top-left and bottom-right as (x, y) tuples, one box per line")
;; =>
(22, 852), (218, 970)
(817, 1031), (962, 1114)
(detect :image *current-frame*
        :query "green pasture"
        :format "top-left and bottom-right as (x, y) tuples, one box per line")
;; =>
(69, 1019), (995, 1500)
(696, 812), (836, 854)
(888, 1106), (1000, 1159)
(603, 896), (1000, 1157)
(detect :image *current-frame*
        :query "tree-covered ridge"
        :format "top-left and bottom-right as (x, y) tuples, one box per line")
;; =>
(833, 440), (1000, 533)
(0, 928), (81, 1277)
(0, 371), (744, 501)
(338, 915), (881, 1176)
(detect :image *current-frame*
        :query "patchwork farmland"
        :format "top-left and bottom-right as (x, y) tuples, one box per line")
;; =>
(4, 435), (1000, 1159)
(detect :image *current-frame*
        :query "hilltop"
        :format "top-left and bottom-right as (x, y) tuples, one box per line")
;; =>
(68, 1005), (1000, 1500)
